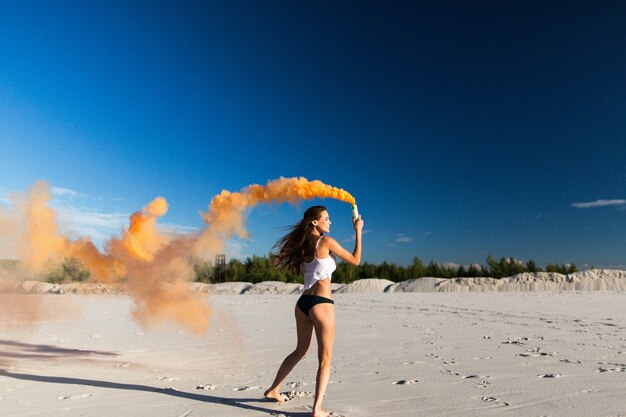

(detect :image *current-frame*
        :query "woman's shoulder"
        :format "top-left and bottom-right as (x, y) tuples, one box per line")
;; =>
(319, 235), (338, 247)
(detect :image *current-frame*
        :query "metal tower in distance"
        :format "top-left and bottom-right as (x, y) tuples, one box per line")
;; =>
(215, 254), (226, 282)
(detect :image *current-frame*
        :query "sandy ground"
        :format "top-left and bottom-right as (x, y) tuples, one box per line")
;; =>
(1, 292), (625, 417)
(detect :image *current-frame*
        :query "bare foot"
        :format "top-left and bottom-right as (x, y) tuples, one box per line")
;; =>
(312, 409), (331, 417)
(264, 388), (286, 403)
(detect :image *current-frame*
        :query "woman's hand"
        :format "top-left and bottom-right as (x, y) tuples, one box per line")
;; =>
(353, 214), (364, 232)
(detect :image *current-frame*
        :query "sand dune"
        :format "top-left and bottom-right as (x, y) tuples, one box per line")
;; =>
(334, 278), (395, 293)
(389, 269), (626, 292)
(2, 269), (625, 295)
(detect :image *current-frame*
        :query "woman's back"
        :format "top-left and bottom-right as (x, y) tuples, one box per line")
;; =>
(303, 237), (336, 294)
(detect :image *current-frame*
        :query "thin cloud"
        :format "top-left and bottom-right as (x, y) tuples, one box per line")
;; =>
(395, 233), (412, 243)
(49, 188), (197, 249)
(571, 199), (626, 208)
(343, 229), (372, 242)
(0, 187), (16, 205)
(53, 204), (129, 243)
(51, 186), (83, 198)
(225, 239), (250, 260)
(55, 206), (199, 245)
(158, 223), (200, 237)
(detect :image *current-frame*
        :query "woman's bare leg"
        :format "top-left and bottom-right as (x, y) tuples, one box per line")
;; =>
(309, 303), (336, 417)
(264, 305), (313, 402)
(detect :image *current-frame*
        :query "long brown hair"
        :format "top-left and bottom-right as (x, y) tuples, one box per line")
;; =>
(271, 206), (327, 275)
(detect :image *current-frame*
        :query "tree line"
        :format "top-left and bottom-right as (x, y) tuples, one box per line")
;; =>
(194, 254), (578, 284)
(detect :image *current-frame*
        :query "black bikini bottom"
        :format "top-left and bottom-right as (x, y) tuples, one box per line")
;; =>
(297, 294), (334, 316)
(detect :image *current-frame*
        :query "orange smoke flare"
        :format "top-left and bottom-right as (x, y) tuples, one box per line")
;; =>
(194, 177), (355, 256)
(113, 196), (168, 262)
(1, 177), (355, 334)
(14, 181), (68, 272)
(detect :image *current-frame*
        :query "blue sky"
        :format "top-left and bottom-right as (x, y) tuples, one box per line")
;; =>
(1, 1), (625, 268)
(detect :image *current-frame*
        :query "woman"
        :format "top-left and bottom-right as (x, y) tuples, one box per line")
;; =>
(264, 205), (363, 417)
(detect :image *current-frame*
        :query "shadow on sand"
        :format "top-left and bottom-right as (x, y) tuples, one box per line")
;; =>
(0, 370), (311, 417)
(0, 339), (118, 361)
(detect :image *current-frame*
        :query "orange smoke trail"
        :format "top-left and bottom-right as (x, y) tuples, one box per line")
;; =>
(117, 197), (168, 262)
(14, 181), (68, 272)
(194, 177), (355, 256)
(1, 183), (210, 333)
(0, 177), (354, 334)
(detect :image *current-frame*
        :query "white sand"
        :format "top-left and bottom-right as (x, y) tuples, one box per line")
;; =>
(1, 290), (625, 417)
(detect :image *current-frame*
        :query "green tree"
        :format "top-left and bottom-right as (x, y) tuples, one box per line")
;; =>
(333, 262), (358, 284)
(425, 260), (443, 277)
(192, 258), (213, 283)
(457, 265), (467, 277)
(377, 261), (392, 280)
(486, 255), (499, 277)
(227, 259), (246, 281)
(409, 257), (426, 278)
(526, 259), (539, 273)
(45, 257), (90, 284)
(467, 264), (482, 277)
(359, 262), (376, 279)
(245, 256), (272, 283)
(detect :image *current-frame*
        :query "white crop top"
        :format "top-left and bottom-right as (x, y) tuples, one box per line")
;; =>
(303, 236), (337, 290)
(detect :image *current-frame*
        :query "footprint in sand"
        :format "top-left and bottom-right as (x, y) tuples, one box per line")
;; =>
(596, 363), (626, 373)
(57, 394), (92, 400)
(518, 348), (554, 357)
(297, 405), (346, 417)
(196, 384), (217, 390)
(233, 386), (261, 391)
(157, 376), (178, 381)
(560, 358), (582, 364)
(286, 380), (308, 388)
(518, 352), (553, 357)
(115, 362), (130, 368)
(392, 379), (418, 385)
(283, 390), (314, 400)
(481, 396), (509, 406)
(441, 369), (460, 376)
(502, 337), (528, 345)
